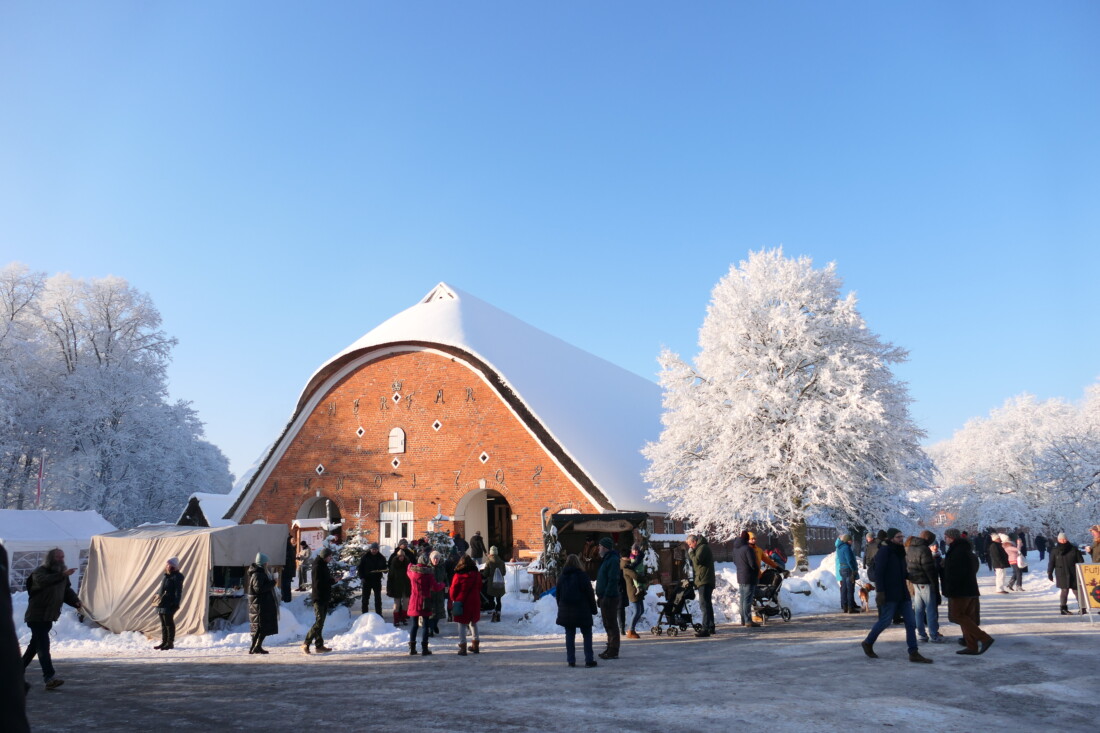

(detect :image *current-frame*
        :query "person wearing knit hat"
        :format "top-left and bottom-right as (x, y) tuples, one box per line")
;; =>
(357, 541), (387, 618)
(246, 552), (278, 654)
(154, 557), (185, 651)
(595, 537), (622, 657)
(861, 527), (933, 664)
(1048, 532), (1085, 615)
(835, 534), (860, 614)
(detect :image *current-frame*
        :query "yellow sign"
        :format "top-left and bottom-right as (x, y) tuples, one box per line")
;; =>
(1077, 564), (1100, 610)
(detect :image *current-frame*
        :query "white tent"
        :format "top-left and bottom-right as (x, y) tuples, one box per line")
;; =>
(79, 523), (288, 637)
(0, 509), (116, 592)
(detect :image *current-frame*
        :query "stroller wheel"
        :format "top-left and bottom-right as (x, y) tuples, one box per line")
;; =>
(651, 626), (661, 636)
(780, 607), (792, 621)
(692, 623), (703, 633)
(669, 627), (678, 637)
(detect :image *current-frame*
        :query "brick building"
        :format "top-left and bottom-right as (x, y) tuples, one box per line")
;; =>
(226, 283), (678, 561)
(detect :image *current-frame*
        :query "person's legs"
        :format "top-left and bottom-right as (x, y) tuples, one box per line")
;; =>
(308, 603), (326, 648)
(926, 592), (941, 638)
(994, 567), (1005, 592)
(864, 600), (897, 645)
(599, 597), (620, 656)
(840, 568), (855, 611)
(581, 625), (594, 664)
(738, 584), (754, 625)
(900, 599), (919, 653)
(565, 626), (577, 665)
(630, 600), (644, 633)
(1059, 587), (1070, 610)
(618, 600), (626, 635)
(24, 622), (55, 682)
(911, 584), (929, 639)
(698, 584), (714, 631)
(281, 572), (293, 603)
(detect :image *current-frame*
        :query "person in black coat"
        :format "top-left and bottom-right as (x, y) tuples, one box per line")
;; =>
(0, 544), (30, 733)
(281, 537), (296, 603)
(1047, 532), (1084, 614)
(731, 532), (759, 629)
(942, 528), (994, 655)
(555, 554), (598, 667)
(247, 554), (279, 654)
(905, 532), (944, 643)
(153, 557), (184, 651)
(988, 534), (1009, 593)
(1034, 534), (1048, 561)
(303, 547), (334, 653)
(469, 531), (487, 561)
(22, 547), (84, 686)
(861, 528), (932, 663)
(452, 532), (469, 556)
(357, 542), (388, 617)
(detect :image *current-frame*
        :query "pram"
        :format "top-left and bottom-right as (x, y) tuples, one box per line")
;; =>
(752, 568), (792, 624)
(650, 579), (703, 636)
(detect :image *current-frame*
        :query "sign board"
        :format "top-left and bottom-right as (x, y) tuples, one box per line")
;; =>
(571, 519), (635, 533)
(1077, 564), (1100, 625)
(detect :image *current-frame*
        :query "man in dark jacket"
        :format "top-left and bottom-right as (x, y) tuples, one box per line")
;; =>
(861, 529), (932, 663)
(0, 543), (30, 732)
(303, 547), (334, 654)
(357, 542), (387, 616)
(906, 531), (944, 643)
(594, 538), (621, 659)
(1048, 532), (1084, 614)
(731, 532), (759, 629)
(469, 531), (487, 561)
(23, 548), (83, 689)
(281, 536), (296, 603)
(988, 533), (1009, 593)
(1034, 533), (1048, 561)
(687, 534), (717, 636)
(942, 528), (994, 655)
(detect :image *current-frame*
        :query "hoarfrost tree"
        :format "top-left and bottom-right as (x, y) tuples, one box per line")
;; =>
(644, 249), (930, 571)
(0, 263), (232, 526)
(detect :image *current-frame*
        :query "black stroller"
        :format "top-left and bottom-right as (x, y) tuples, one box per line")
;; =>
(752, 568), (792, 624)
(650, 579), (703, 637)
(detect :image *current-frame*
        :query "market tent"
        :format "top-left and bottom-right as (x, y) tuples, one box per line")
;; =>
(79, 523), (287, 637)
(0, 509), (116, 592)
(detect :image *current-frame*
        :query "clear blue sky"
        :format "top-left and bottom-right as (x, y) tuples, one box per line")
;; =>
(3, 2), (1098, 481)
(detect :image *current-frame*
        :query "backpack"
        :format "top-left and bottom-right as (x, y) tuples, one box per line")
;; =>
(491, 568), (506, 593)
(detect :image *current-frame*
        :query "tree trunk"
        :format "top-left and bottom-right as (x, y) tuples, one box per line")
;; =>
(791, 516), (810, 573)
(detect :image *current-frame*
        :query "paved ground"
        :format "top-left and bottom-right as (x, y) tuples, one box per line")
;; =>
(24, 586), (1099, 732)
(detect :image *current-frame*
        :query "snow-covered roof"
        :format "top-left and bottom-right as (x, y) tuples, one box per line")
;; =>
(0, 509), (116, 547)
(240, 283), (666, 516)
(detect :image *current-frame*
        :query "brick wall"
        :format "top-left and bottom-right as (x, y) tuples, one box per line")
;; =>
(240, 349), (601, 558)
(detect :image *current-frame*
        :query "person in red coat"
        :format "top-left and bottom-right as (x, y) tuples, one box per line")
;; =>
(407, 554), (444, 656)
(449, 554), (483, 655)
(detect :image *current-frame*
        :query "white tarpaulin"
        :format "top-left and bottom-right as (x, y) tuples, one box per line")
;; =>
(0, 509), (116, 591)
(79, 524), (288, 637)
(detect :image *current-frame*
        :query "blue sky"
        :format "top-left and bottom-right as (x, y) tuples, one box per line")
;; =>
(2, 2), (1098, 481)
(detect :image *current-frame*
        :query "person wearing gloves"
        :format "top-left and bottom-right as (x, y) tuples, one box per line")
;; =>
(835, 534), (860, 614)
(246, 553), (279, 655)
(22, 548), (84, 689)
(153, 557), (184, 651)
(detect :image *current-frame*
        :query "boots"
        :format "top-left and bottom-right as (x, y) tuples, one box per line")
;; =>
(491, 611), (500, 623)
(469, 639), (480, 654)
(626, 630), (640, 639)
(409, 641), (418, 656)
(909, 650), (934, 664)
(1060, 606), (1071, 615)
(458, 642), (467, 656)
(421, 642), (432, 656)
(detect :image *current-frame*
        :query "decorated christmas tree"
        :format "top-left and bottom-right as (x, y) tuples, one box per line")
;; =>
(530, 522), (563, 583)
(304, 520), (373, 613)
(422, 529), (455, 558)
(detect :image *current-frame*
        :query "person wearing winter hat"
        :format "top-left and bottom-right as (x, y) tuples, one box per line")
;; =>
(152, 557), (184, 651)
(357, 542), (387, 617)
(861, 529), (933, 664)
(835, 534), (860, 614)
(595, 537), (622, 658)
(482, 546), (507, 622)
(246, 553), (278, 654)
(1085, 525), (1100, 564)
(303, 547), (334, 654)
(1047, 532), (1085, 615)
(987, 532), (1009, 593)
(687, 534), (716, 636)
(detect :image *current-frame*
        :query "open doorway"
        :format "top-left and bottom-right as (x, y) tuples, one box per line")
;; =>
(456, 488), (513, 560)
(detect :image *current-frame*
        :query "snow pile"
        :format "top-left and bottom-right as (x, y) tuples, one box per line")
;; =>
(328, 610), (406, 651)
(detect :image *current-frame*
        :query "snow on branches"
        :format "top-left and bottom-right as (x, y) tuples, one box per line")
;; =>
(644, 249), (929, 569)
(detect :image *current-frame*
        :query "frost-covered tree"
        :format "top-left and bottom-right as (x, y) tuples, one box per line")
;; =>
(934, 386), (1100, 537)
(644, 249), (929, 571)
(0, 263), (232, 526)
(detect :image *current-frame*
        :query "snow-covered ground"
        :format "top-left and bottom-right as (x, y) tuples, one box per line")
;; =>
(11, 553), (1085, 656)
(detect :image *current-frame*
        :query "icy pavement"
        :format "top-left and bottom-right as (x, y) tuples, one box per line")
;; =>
(18, 558), (1100, 732)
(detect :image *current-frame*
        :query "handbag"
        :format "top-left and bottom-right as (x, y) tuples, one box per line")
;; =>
(452, 600), (464, 617)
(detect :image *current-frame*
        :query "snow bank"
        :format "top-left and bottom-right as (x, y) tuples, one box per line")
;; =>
(328, 609), (406, 651)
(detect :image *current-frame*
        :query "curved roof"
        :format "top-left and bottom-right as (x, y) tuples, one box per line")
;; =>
(298, 283), (666, 513)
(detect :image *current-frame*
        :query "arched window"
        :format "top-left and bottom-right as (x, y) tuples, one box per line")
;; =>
(388, 427), (406, 454)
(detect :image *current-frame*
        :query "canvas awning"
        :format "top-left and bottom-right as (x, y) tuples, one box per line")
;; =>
(79, 524), (288, 637)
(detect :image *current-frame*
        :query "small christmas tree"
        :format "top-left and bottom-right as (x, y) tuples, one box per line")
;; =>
(422, 529), (455, 558)
(304, 520), (366, 614)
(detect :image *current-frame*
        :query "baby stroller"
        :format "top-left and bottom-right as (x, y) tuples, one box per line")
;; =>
(752, 568), (792, 624)
(650, 579), (703, 637)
